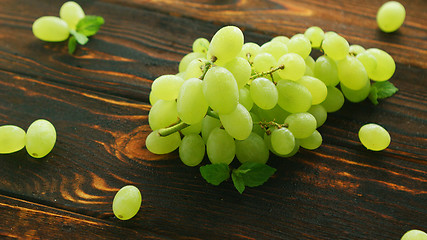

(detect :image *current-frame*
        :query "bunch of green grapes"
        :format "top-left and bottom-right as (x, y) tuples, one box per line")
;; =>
(0, 119), (56, 158)
(146, 25), (397, 192)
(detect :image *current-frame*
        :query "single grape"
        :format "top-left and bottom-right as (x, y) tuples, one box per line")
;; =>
(377, 1), (406, 33)
(260, 41), (288, 60)
(340, 80), (371, 103)
(287, 34), (312, 59)
(179, 134), (205, 167)
(401, 229), (427, 240)
(146, 130), (181, 154)
(238, 42), (261, 63)
(219, 103), (253, 140)
(26, 119), (56, 158)
(356, 51), (377, 77)
(151, 75), (184, 101)
(208, 26), (244, 66)
(358, 123), (391, 151)
(253, 53), (277, 73)
(177, 78), (208, 124)
(192, 38), (210, 54)
(297, 76), (327, 105)
(202, 66), (239, 114)
(0, 125), (26, 154)
(235, 132), (269, 164)
(365, 48), (395, 81)
(201, 115), (221, 142)
(276, 80), (312, 113)
(250, 78), (278, 110)
(299, 130), (322, 150)
(321, 87), (345, 113)
(59, 1), (85, 30)
(224, 57), (251, 88)
(148, 100), (178, 130)
(270, 127), (296, 155)
(307, 104), (327, 128)
(112, 185), (142, 220)
(271, 36), (290, 45)
(337, 56), (369, 90)
(239, 87), (254, 111)
(184, 58), (209, 80)
(314, 55), (340, 87)
(284, 113), (317, 139)
(207, 128), (235, 165)
(178, 52), (205, 73)
(304, 26), (324, 49)
(32, 16), (70, 42)
(322, 34), (349, 61)
(180, 121), (202, 135)
(349, 44), (365, 56)
(277, 53), (306, 81)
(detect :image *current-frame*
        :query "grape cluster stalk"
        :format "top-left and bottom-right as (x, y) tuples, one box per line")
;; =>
(147, 25), (397, 193)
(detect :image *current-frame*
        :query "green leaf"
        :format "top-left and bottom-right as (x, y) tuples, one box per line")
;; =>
(68, 36), (77, 54)
(200, 164), (230, 186)
(76, 15), (105, 37)
(71, 30), (89, 45)
(235, 162), (276, 187)
(369, 81), (398, 105)
(231, 171), (245, 194)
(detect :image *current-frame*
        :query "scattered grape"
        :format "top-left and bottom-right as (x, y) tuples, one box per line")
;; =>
(25, 119), (56, 158)
(0, 125), (26, 154)
(377, 1), (406, 33)
(32, 16), (70, 42)
(401, 229), (427, 240)
(112, 185), (142, 220)
(59, 1), (85, 30)
(359, 123), (391, 151)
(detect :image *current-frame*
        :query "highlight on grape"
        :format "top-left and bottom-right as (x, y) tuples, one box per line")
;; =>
(146, 25), (398, 193)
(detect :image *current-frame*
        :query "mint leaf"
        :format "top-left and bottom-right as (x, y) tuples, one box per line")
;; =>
(70, 30), (89, 45)
(235, 162), (276, 187)
(76, 15), (105, 37)
(231, 172), (245, 194)
(68, 36), (77, 54)
(200, 164), (230, 186)
(369, 81), (398, 105)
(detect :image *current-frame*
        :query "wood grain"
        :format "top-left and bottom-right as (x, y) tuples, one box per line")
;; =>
(0, 0), (426, 239)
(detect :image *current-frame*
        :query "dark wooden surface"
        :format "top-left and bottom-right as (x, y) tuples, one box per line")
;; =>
(0, 0), (426, 239)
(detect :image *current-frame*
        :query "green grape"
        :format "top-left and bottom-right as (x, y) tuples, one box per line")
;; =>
(177, 78), (208, 124)
(151, 75), (184, 101)
(307, 104), (327, 128)
(264, 133), (300, 157)
(149, 91), (159, 106)
(148, 100), (178, 130)
(356, 51), (377, 77)
(276, 80), (312, 113)
(270, 127), (296, 155)
(324, 31), (338, 39)
(284, 113), (317, 138)
(337, 56), (369, 90)
(253, 53), (277, 73)
(207, 128), (235, 165)
(322, 34), (349, 61)
(297, 76), (327, 105)
(224, 57), (251, 88)
(239, 87), (254, 111)
(112, 185), (142, 220)
(250, 78), (278, 110)
(25, 119), (56, 158)
(365, 48), (395, 81)
(377, 1), (406, 33)
(304, 26), (324, 48)
(192, 37), (210, 54)
(349, 44), (365, 56)
(201, 115), (221, 142)
(185, 58), (209, 79)
(314, 55), (340, 86)
(180, 121), (202, 135)
(219, 104), (253, 140)
(59, 1), (85, 30)
(0, 125), (26, 154)
(32, 16), (70, 42)
(146, 130), (181, 154)
(179, 134), (205, 167)
(321, 86), (345, 112)
(202, 66), (239, 114)
(208, 26), (244, 66)
(305, 56), (315, 71)
(287, 34), (312, 59)
(179, 52), (205, 73)
(235, 132), (269, 164)
(251, 104), (290, 123)
(304, 66), (314, 77)
(280, 139), (300, 157)
(401, 229), (427, 240)
(277, 53), (306, 81)
(250, 112), (265, 137)
(299, 130), (322, 150)
(238, 42), (261, 63)
(271, 36), (290, 45)
(260, 41), (288, 60)
(340, 80), (371, 103)
(358, 123), (391, 151)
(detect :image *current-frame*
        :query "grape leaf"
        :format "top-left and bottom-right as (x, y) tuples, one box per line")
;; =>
(235, 162), (276, 187)
(369, 81), (398, 105)
(231, 172), (245, 194)
(76, 15), (105, 37)
(200, 164), (230, 186)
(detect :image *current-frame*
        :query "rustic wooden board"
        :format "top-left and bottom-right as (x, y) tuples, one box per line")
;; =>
(0, 0), (426, 239)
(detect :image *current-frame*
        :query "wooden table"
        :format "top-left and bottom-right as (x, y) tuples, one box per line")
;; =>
(1, 0), (426, 239)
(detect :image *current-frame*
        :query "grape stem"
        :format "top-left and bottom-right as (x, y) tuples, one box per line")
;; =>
(158, 121), (189, 136)
(199, 61), (212, 80)
(258, 120), (288, 135)
(206, 109), (219, 119)
(250, 65), (284, 80)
